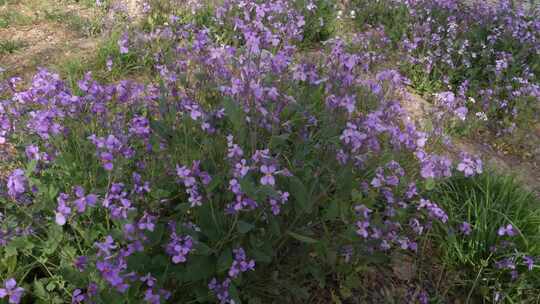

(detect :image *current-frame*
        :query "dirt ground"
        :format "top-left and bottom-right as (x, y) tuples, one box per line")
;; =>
(0, 0), (101, 78)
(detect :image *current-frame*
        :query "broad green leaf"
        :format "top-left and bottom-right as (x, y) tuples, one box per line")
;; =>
(237, 220), (255, 234)
(290, 176), (311, 213)
(217, 249), (233, 273)
(287, 231), (319, 244)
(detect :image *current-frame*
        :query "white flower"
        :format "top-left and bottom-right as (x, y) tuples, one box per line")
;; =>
(475, 112), (488, 121)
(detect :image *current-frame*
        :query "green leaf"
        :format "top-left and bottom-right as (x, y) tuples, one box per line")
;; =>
(269, 134), (289, 150)
(223, 97), (245, 135)
(287, 231), (319, 244)
(251, 248), (272, 264)
(323, 200), (339, 220)
(43, 224), (63, 255)
(198, 203), (222, 241)
(33, 280), (48, 300)
(290, 176), (312, 213)
(26, 159), (38, 175)
(336, 166), (353, 198)
(237, 220), (255, 234)
(194, 242), (212, 256)
(229, 282), (241, 304)
(425, 178), (436, 191)
(183, 255), (215, 282)
(46, 282), (56, 292)
(217, 249), (233, 273)
(4, 243), (17, 257)
(239, 176), (258, 198)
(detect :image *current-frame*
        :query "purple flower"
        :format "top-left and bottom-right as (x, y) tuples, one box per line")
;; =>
(95, 235), (117, 257)
(138, 212), (156, 232)
(140, 273), (156, 287)
(457, 153), (483, 177)
(498, 224), (516, 237)
(106, 57), (113, 72)
(74, 256), (88, 272)
(129, 116), (151, 138)
(260, 165), (276, 186)
(0, 278), (24, 304)
(418, 199), (448, 223)
(523, 256), (534, 271)
(118, 32), (129, 54)
(25, 145), (40, 161)
(55, 195), (72, 226)
(228, 247), (255, 278)
(356, 221), (370, 238)
(166, 233), (193, 264)
(72, 289), (85, 303)
(7, 169), (26, 198)
(459, 222), (472, 235)
(209, 278), (232, 304)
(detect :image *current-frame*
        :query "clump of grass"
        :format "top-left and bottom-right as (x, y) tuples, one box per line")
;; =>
(0, 10), (34, 28)
(296, 0), (336, 49)
(43, 10), (101, 37)
(0, 39), (26, 55)
(56, 32), (150, 86)
(430, 172), (540, 302)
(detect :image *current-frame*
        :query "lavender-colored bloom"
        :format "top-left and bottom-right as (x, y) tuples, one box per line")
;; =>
(72, 289), (85, 303)
(166, 233), (193, 264)
(459, 222), (472, 235)
(129, 116), (151, 138)
(118, 32), (129, 54)
(498, 224), (516, 237)
(0, 278), (24, 304)
(260, 165), (276, 186)
(74, 256), (88, 272)
(418, 199), (448, 223)
(7, 169), (26, 198)
(25, 145), (40, 161)
(140, 273), (156, 287)
(228, 247), (255, 278)
(55, 196), (72, 226)
(138, 212), (156, 232)
(356, 221), (370, 238)
(106, 57), (113, 72)
(95, 235), (117, 257)
(523, 256), (534, 271)
(457, 153), (483, 177)
(209, 278), (232, 304)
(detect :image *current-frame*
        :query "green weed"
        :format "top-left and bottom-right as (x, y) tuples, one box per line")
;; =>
(0, 39), (25, 55)
(430, 172), (540, 302)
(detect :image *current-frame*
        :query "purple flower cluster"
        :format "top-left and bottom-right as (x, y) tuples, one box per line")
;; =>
(228, 247), (255, 278)
(176, 161), (211, 207)
(89, 134), (133, 171)
(55, 186), (98, 225)
(457, 152), (483, 177)
(165, 231), (193, 264)
(0, 278), (24, 304)
(225, 135), (290, 214)
(209, 247), (255, 303)
(102, 183), (135, 220)
(208, 278), (233, 304)
(6, 169), (26, 199)
(417, 199), (448, 223)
